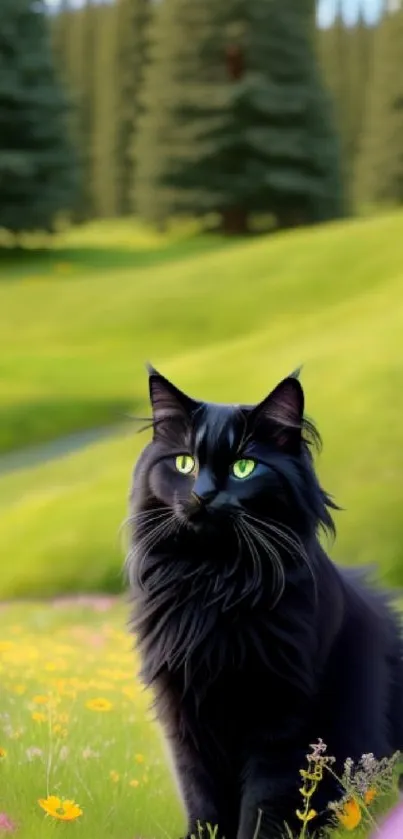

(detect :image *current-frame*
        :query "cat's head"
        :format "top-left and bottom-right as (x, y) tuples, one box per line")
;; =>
(132, 365), (335, 541)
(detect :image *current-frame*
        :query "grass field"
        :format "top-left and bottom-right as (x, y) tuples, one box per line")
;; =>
(0, 219), (236, 453)
(2, 211), (403, 837)
(0, 598), (183, 839)
(0, 598), (394, 839)
(1, 211), (403, 454)
(1, 212), (403, 595)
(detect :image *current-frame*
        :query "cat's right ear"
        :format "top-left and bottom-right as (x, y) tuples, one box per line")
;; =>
(247, 375), (304, 453)
(147, 364), (197, 439)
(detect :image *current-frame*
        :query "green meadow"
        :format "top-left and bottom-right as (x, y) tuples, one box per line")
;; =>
(1, 213), (403, 837)
(0, 599), (184, 839)
(1, 212), (403, 596)
(0, 599), (395, 839)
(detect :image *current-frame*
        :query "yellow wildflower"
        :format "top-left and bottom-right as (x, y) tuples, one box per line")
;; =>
(364, 787), (377, 805)
(110, 771), (120, 783)
(296, 808), (317, 823)
(135, 753), (144, 764)
(38, 795), (82, 821)
(98, 669), (129, 681)
(45, 659), (67, 672)
(337, 799), (362, 830)
(300, 766), (323, 782)
(32, 712), (46, 723)
(85, 698), (112, 712)
(0, 747), (7, 758)
(129, 779), (139, 788)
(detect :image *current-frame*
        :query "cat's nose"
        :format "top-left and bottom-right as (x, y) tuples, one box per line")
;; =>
(191, 489), (216, 507)
(192, 474), (216, 506)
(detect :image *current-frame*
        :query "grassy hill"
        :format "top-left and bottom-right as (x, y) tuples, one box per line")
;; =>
(0, 220), (234, 453)
(1, 212), (403, 596)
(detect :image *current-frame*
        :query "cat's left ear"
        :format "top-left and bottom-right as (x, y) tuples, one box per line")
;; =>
(147, 364), (197, 439)
(249, 375), (304, 452)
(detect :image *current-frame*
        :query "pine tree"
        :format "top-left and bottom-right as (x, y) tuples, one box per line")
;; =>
(245, 1), (344, 228)
(318, 4), (350, 167)
(344, 15), (375, 180)
(0, 0), (76, 233)
(316, 24), (334, 95)
(92, 2), (119, 217)
(51, 0), (72, 84)
(346, 16), (363, 169)
(355, 7), (403, 207)
(116, 0), (150, 215)
(63, 0), (97, 222)
(134, 0), (190, 228)
(76, 0), (97, 221)
(136, 0), (344, 233)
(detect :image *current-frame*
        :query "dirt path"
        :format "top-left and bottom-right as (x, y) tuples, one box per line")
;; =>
(0, 423), (127, 476)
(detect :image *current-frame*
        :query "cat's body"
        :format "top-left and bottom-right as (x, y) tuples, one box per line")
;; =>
(127, 368), (403, 838)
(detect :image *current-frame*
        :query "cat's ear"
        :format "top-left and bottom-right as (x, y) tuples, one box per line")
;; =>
(249, 375), (304, 452)
(147, 364), (197, 438)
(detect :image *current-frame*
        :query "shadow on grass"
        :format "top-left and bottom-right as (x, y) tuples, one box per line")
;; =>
(0, 233), (243, 280)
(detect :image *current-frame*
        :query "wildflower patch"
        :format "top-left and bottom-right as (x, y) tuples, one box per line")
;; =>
(0, 601), (400, 838)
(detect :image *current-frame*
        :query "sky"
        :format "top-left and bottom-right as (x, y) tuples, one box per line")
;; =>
(46, 0), (385, 27)
(318, 0), (384, 26)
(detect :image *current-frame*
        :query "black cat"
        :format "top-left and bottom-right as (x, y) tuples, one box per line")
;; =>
(127, 366), (403, 838)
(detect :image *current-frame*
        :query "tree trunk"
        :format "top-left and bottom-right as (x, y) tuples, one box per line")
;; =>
(221, 43), (248, 235)
(276, 206), (307, 230)
(220, 206), (249, 235)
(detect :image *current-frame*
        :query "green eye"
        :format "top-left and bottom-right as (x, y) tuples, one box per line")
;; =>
(232, 458), (256, 479)
(175, 454), (196, 475)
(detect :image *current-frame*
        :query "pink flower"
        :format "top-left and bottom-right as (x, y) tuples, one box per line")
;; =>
(82, 746), (99, 759)
(0, 813), (16, 832)
(91, 596), (115, 612)
(26, 746), (43, 761)
(372, 802), (403, 839)
(87, 633), (105, 649)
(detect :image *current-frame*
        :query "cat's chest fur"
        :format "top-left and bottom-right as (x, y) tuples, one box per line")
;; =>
(154, 650), (311, 776)
(136, 544), (319, 703)
(141, 577), (315, 744)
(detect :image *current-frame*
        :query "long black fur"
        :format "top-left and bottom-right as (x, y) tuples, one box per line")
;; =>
(126, 368), (403, 838)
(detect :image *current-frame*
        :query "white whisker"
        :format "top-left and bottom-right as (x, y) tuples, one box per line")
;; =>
(120, 508), (173, 554)
(241, 518), (285, 608)
(241, 512), (317, 603)
(126, 513), (178, 587)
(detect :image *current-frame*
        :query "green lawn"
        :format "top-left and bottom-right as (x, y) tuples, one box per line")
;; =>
(1, 211), (403, 595)
(1, 211), (403, 454)
(0, 600), (389, 839)
(0, 218), (238, 453)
